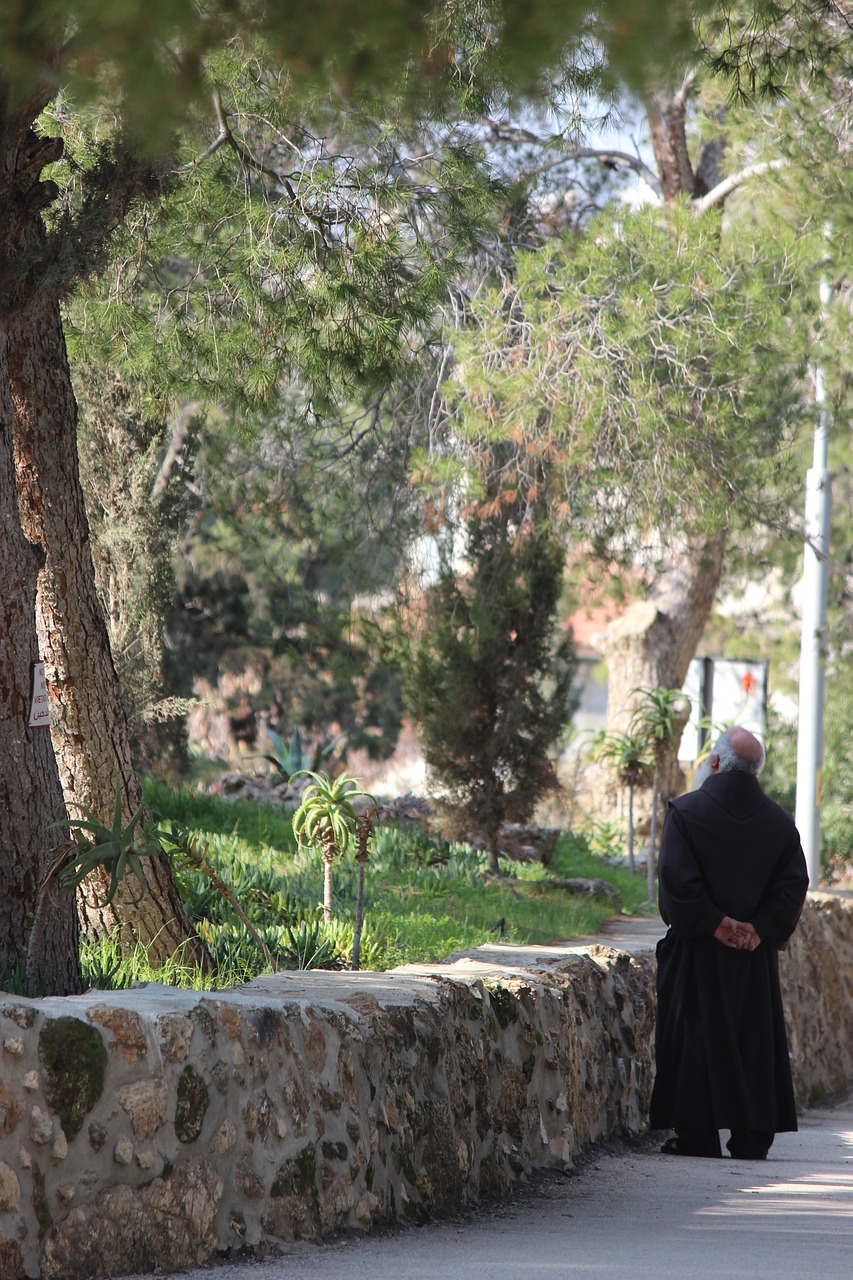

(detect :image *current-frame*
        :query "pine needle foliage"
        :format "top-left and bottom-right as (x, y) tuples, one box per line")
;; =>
(448, 202), (810, 560)
(63, 43), (499, 420)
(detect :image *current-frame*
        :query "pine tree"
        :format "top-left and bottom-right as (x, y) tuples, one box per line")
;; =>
(404, 488), (576, 871)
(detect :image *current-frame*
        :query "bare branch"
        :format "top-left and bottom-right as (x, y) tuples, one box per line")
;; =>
(183, 91), (295, 195)
(481, 117), (663, 195)
(672, 66), (702, 112)
(691, 158), (788, 212)
(151, 404), (197, 502)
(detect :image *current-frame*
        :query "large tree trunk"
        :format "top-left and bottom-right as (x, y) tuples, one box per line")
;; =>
(645, 77), (726, 206)
(592, 532), (726, 839)
(0, 338), (82, 994)
(9, 297), (210, 968)
(0, 94), (83, 995)
(1, 101), (210, 973)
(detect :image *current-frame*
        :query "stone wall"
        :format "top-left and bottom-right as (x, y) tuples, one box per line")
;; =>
(0, 895), (850, 1279)
(782, 893), (853, 1104)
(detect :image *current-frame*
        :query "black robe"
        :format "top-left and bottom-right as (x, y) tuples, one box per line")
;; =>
(649, 770), (809, 1134)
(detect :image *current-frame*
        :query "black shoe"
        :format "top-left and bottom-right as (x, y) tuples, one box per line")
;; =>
(660, 1137), (722, 1158)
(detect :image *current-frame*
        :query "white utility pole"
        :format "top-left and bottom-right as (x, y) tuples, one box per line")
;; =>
(795, 276), (834, 889)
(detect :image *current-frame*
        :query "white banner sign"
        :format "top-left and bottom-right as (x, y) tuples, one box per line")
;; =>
(679, 657), (767, 762)
(28, 661), (50, 728)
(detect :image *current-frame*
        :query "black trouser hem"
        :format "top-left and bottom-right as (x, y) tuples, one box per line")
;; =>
(726, 1128), (774, 1160)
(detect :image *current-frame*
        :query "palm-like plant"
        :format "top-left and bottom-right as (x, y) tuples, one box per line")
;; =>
(590, 731), (652, 877)
(629, 687), (691, 902)
(291, 773), (375, 953)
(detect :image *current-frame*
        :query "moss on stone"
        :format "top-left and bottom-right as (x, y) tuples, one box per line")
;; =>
(249, 1007), (283, 1049)
(484, 984), (519, 1030)
(88, 1122), (107, 1151)
(38, 1017), (107, 1141)
(358, 1052), (377, 1099)
(477, 1154), (510, 1199)
(402, 1195), (429, 1224)
(175, 1065), (210, 1144)
(271, 1145), (317, 1200)
(409, 1102), (429, 1143)
(321, 1140), (348, 1162)
(32, 1164), (51, 1235)
(391, 1142), (416, 1184)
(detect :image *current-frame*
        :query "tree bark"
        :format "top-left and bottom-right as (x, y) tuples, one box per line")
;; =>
(323, 858), (334, 923)
(0, 342), (82, 994)
(592, 533), (726, 838)
(646, 88), (697, 204)
(8, 297), (211, 968)
(0, 96), (83, 994)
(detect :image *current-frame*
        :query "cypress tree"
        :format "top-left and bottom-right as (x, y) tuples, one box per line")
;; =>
(405, 496), (577, 871)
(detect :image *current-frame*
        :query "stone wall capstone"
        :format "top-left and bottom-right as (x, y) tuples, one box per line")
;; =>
(0, 894), (848, 1279)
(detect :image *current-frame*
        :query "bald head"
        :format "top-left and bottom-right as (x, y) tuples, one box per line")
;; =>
(709, 727), (765, 777)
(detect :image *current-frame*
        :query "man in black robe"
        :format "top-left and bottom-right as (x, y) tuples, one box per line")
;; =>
(649, 726), (809, 1159)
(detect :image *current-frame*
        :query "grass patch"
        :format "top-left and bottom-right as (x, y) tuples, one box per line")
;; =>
(75, 779), (655, 991)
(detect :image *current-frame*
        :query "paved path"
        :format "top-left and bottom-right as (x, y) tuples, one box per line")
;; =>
(394, 909), (666, 980)
(120, 1095), (853, 1280)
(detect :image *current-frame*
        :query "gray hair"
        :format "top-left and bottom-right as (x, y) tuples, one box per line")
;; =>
(713, 729), (765, 776)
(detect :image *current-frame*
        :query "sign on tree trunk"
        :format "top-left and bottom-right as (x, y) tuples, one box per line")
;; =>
(29, 661), (49, 728)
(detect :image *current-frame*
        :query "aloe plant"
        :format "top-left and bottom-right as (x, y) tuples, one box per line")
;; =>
(282, 921), (342, 971)
(291, 772), (375, 948)
(590, 730), (652, 876)
(629, 686), (690, 901)
(56, 781), (280, 973)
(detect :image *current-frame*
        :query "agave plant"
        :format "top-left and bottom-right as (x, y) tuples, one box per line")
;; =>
(253, 727), (347, 781)
(55, 783), (159, 905)
(57, 782), (281, 975)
